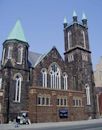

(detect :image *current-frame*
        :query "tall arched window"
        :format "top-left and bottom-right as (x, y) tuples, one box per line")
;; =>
(82, 30), (86, 49)
(14, 74), (22, 102)
(85, 84), (91, 105)
(8, 46), (13, 59)
(17, 47), (23, 64)
(68, 31), (72, 50)
(49, 63), (61, 89)
(0, 78), (2, 89)
(2, 48), (5, 65)
(41, 68), (47, 88)
(63, 73), (68, 90)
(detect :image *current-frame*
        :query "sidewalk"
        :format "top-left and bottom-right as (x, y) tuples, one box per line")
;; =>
(0, 119), (102, 130)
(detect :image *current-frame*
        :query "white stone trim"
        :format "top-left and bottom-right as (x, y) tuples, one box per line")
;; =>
(85, 84), (91, 105)
(7, 46), (12, 59)
(14, 76), (22, 102)
(68, 31), (72, 50)
(0, 78), (2, 89)
(17, 47), (23, 64)
(2, 48), (5, 64)
(82, 30), (86, 49)
(41, 68), (47, 88)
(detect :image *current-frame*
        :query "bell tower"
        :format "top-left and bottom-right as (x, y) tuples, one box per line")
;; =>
(1, 20), (30, 122)
(63, 12), (96, 118)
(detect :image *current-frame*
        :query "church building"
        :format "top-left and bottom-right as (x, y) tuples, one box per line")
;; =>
(0, 12), (96, 123)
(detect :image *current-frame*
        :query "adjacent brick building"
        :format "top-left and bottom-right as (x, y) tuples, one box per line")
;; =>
(0, 12), (96, 123)
(94, 57), (102, 117)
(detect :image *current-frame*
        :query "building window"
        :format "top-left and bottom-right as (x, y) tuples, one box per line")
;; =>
(73, 97), (82, 107)
(41, 68), (47, 88)
(2, 48), (5, 64)
(63, 73), (68, 90)
(82, 52), (88, 61)
(57, 97), (67, 106)
(17, 47), (23, 64)
(37, 95), (50, 106)
(50, 63), (61, 89)
(38, 96), (41, 105)
(7, 46), (12, 59)
(81, 30), (86, 49)
(85, 84), (91, 105)
(73, 76), (78, 90)
(0, 78), (2, 89)
(0, 103), (1, 112)
(14, 75), (22, 102)
(68, 53), (74, 62)
(68, 31), (72, 50)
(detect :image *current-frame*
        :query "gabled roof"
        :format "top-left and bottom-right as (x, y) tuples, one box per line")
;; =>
(28, 46), (64, 68)
(7, 20), (27, 42)
(28, 51), (42, 67)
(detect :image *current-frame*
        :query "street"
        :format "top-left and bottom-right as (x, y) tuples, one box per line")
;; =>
(1, 119), (102, 130)
(10, 123), (102, 130)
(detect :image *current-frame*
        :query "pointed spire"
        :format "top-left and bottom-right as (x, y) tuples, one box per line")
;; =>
(82, 13), (87, 20)
(82, 12), (87, 27)
(63, 16), (68, 28)
(63, 16), (67, 23)
(73, 10), (77, 17)
(8, 20), (27, 42)
(73, 11), (77, 23)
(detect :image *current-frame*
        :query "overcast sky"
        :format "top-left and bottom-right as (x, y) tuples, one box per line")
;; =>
(0, 0), (102, 69)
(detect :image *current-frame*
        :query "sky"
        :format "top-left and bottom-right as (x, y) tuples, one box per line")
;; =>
(0, 0), (102, 69)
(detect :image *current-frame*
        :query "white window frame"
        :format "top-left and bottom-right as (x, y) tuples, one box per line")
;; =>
(17, 47), (23, 64)
(57, 97), (67, 106)
(63, 73), (68, 90)
(0, 103), (1, 112)
(50, 63), (61, 90)
(68, 53), (74, 62)
(85, 84), (91, 105)
(82, 53), (88, 61)
(14, 76), (22, 102)
(2, 48), (5, 64)
(7, 46), (12, 59)
(82, 30), (86, 49)
(0, 78), (2, 89)
(41, 69), (47, 88)
(73, 97), (82, 107)
(68, 31), (72, 50)
(37, 95), (51, 106)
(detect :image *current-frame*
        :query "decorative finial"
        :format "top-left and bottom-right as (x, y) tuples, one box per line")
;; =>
(73, 11), (77, 17)
(82, 12), (87, 27)
(82, 13), (87, 20)
(73, 11), (77, 23)
(64, 16), (67, 23)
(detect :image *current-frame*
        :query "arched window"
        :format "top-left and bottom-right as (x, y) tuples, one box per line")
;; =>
(41, 68), (47, 88)
(14, 74), (22, 102)
(17, 47), (23, 64)
(85, 84), (91, 105)
(68, 31), (72, 50)
(0, 78), (2, 89)
(63, 73), (68, 90)
(81, 30), (86, 49)
(8, 46), (13, 59)
(2, 48), (5, 65)
(49, 63), (61, 89)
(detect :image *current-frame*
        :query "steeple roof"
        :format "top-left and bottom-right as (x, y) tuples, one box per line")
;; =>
(73, 11), (77, 17)
(82, 13), (87, 20)
(63, 16), (67, 23)
(7, 20), (27, 42)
